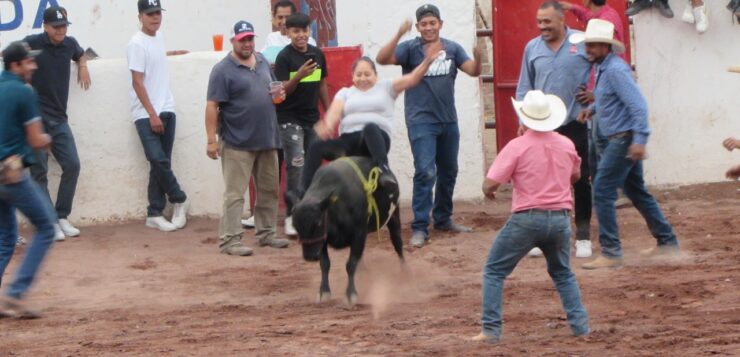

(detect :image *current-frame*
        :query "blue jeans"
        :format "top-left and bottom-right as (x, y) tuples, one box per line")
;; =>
(588, 115), (608, 180)
(593, 135), (679, 258)
(134, 112), (187, 217)
(0, 174), (56, 299)
(407, 122), (460, 235)
(481, 211), (589, 339)
(29, 118), (81, 220)
(279, 122), (317, 214)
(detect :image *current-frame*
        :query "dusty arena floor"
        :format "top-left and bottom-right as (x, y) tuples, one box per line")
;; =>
(1, 182), (739, 356)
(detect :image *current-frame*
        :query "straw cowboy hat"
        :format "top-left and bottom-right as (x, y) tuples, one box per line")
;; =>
(569, 19), (625, 54)
(511, 90), (567, 132)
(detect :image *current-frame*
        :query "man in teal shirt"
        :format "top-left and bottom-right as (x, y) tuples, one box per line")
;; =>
(0, 41), (56, 318)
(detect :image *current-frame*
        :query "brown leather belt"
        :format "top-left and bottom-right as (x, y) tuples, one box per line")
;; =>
(514, 209), (570, 216)
(608, 131), (632, 140)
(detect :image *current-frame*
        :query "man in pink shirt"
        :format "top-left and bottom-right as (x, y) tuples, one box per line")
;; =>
(560, 1), (627, 61)
(472, 90), (589, 343)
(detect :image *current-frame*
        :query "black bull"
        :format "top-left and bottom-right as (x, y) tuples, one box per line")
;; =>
(291, 156), (404, 305)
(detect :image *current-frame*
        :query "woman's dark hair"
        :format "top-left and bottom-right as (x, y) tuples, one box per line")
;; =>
(591, 0), (607, 6)
(351, 56), (377, 74)
(286, 13), (312, 29)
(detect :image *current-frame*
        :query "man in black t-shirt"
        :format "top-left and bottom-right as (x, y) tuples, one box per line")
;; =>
(274, 12), (329, 236)
(24, 6), (91, 241)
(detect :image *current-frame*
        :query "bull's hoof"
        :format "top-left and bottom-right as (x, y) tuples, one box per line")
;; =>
(317, 291), (331, 303)
(346, 293), (359, 307)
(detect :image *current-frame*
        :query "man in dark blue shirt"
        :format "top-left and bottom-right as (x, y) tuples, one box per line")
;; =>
(0, 41), (56, 319)
(23, 6), (91, 241)
(377, 4), (482, 248)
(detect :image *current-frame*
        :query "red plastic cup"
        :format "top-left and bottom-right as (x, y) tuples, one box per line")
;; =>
(212, 34), (224, 51)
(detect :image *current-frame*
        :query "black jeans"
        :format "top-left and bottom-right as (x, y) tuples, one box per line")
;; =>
(134, 112), (187, 217)
(30, 118), (81, 220)
(302, 123), (391, 192)
(556, 120), (592, 241)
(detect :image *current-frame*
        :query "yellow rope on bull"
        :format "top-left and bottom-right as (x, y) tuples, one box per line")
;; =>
(337, 157), (383, 242)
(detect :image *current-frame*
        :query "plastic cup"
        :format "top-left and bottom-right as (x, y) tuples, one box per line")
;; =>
(212, 34), (224, 51)
(270, 81), (284, 104)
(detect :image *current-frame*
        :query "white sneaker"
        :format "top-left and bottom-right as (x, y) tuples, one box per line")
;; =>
(575, 240), (593, 258)
(693, 5), (708, 33)
(241, 216), (255, 228)
(53, 224), (66, 241)
(681, 2), (695, 23)
(171, 199), (189, 229)
(58, 219), (80, 237)
(528, 247), (543, 257)
(284, 216), (297, 236)
(145, 216), (177, 232)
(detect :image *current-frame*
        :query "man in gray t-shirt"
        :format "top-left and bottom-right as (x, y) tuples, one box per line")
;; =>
(205, 21), (288, 256)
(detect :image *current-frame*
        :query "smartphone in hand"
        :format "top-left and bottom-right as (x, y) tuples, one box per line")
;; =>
(305, 53), (318, 66)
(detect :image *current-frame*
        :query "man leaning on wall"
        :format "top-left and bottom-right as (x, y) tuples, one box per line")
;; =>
(127, 0), (190, 232)
(25, 6), (91, 242)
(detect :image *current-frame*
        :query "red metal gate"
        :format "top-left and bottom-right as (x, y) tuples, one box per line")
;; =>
(491, 0), (631, 152)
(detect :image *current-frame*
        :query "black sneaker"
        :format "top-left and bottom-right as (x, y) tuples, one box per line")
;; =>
(626, 0), (653, 17)
(653, 0), (674, 18)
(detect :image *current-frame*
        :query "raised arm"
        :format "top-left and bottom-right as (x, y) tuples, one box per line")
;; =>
(376, 20), (412, 65)
(459, 44), (482, 77)
(391, 41), (443, 93)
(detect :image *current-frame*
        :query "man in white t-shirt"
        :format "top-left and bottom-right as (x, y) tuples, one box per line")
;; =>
(259, 0), (316, 62)
(127, 0), (190, 232)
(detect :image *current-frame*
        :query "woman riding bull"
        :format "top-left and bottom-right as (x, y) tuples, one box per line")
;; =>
(300, 40), (442, 195)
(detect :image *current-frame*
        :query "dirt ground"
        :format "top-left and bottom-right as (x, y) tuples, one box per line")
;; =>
(1, 182), (738, 356)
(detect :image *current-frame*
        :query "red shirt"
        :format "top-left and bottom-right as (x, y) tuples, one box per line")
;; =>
(487, 131), (581, 213)
(570, 4), (627, 61)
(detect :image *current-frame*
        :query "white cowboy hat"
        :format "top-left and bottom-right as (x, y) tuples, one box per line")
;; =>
(569, 19), (625, 54)
(511, 90), (567, 132)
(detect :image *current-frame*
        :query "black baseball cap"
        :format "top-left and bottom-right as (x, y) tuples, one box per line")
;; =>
(2, 41), (41, 64)
(43, 6), (72, 26)
(231, 21), (256, 41)
(416, 4), (441, 21)
(138, 0), (165, 14)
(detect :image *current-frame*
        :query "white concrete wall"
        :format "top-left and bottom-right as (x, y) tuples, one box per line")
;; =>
(633, 0), (740, 185)
(35, 0), (484, 224)
(0, 0), (273, 58)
